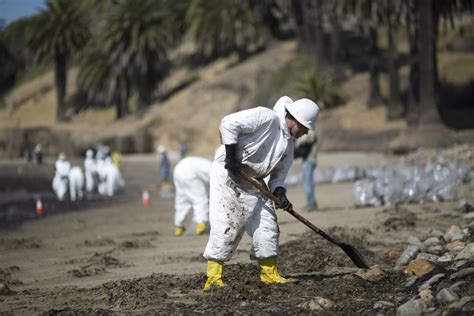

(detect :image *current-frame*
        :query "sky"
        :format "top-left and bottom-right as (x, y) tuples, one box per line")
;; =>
(0, 0), (45, 26)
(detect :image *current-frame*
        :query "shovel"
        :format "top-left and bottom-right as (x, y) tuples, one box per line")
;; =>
(239, 171), (370, 269)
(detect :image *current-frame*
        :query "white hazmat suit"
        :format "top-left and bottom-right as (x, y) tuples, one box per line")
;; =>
(69, 166), (85, 201)
(203, 97), (295, 262)
(84, 149), (97, 193)
(100, 158), (124, 197)
(52, 156), (71, 200)
(173, 156), (212, 230)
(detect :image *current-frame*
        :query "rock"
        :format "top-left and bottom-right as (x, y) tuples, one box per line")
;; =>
(416, 253), (439, 262)
(355, 265), (385, 281)
(387, 250), (401, 260)
(445, 241), (466, 251)
(422, 307), (441, 316)
(451, 234), (466, 242)
(419, 273), (445, 291)
(405, 259), (434, 277)
(396, 299), (426, 316)
(450, 281), (466, 295)
(396, 245), (421, 266)
(408, 236), (425, 249)
(299, 297), (335, 311)
(455, 243), (474, 260)
(419, 289), (434, 305)
(458, 201), (474, 213)
(436, 288), (459, 304)
(448, 296), (474, 310)
(464, 212), (474, 219)
(450, 267), (474, 280)
(450, 260), (469, 270)
(373, 301), (395, 310)
(437, 254), (454, 263)
(404, 276), (419, 288)
(444, 225), (463, 242)
(0, 283), (12, 295)
(374, 301), (395, 309)
(424, 237), (442, 247)
(427, 245), (444, 255)
(429, 229), (444, 238)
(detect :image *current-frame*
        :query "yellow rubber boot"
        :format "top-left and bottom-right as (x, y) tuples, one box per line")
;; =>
(195, 223), (209, 235)
(258, 258), (297, 284)
(175, 226), (185, 237)
(203, 260), (226, 291)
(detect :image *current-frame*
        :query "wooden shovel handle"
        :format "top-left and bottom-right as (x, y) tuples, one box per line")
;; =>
(238, 171), (340, 245)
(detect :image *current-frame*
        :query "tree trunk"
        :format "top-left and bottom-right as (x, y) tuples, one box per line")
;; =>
(406, 1), (420, 126)
(116, 76), (130, 119)
(386, 19), (403, 120)
(368, 25), (381, 107)
(418, 0), (441, 125)
(290, 0), (308, 53)
(54, 49), (68, 122)
(312, 0), (325, 70)
(330, 12), (341, 64)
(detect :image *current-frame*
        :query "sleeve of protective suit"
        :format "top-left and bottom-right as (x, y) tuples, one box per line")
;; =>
(267, 140), (295, 192)
(219, 107), (274, 145)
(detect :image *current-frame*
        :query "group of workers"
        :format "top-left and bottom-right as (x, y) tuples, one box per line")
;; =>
(164, 95), (320, 291)
(52, 146), (124, 201)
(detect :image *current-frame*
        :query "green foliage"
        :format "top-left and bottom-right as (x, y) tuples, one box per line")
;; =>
(293, 70), (342, 110)
(254, 54), (342, 109)
(77, 46), (115, 106)
(186, 0), (267, 60)
(1, 15), (44, 85)
(77, 0), (178, 114)
(27, 0), (90, 60)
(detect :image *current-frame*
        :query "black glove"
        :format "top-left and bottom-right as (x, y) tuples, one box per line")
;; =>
(273, 187), (292, 211)
(224, 144), (241, 174)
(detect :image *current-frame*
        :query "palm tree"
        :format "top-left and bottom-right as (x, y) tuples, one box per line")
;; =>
(186, 0), (266, 62)
(28, 0), (90, 121)
(78, 0), (175, 119)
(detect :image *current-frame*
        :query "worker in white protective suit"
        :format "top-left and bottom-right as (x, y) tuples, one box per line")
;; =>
(173, 156), (212, 237)
(52, 153), (71, 200)
(100, 157), (124, 197)
(69, 166), (85, 201)
(202, 96), (320, 291)
(84, 149), (97, 193)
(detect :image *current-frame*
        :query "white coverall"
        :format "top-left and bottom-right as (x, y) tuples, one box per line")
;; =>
(84, 151), (97, 193)
(203, 97), (295, 262)
(173, 156), (212, 228)
(69, 166), (85, 201)
(100, 158), (124, 197)
(52, 159), (71, 200)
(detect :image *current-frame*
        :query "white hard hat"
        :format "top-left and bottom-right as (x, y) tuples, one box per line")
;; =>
(86, 149), (94, 158)
(285, 98), (320, 130)
(157, 145), (166, 153)
(59, 152), (66, 160)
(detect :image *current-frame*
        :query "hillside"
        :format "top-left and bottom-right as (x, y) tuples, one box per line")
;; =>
(1, 39), (474, 159)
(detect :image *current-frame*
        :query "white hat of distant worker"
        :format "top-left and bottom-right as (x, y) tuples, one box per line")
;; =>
(157, 145), (166, 153)
(285, 98), (320, 130)
(86, 149), (94, 158)
(59, 152), (66, 160)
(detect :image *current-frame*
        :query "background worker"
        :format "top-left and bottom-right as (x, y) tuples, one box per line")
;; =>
(202, 96), (320, 291)
(157, 145), (172, 192)
(173, 156), (212, 236)
(294, 129), (319, 211)
(69, 166), (85, 201)
(52, 153), (71, 200)
(84, 149), (97, 194)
